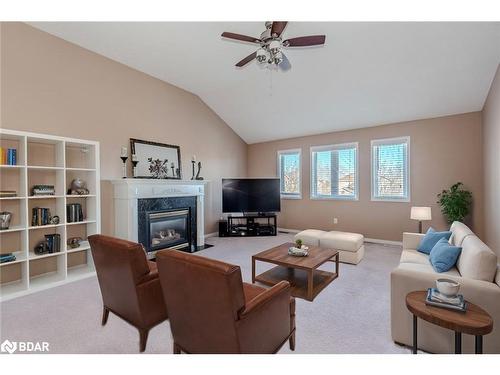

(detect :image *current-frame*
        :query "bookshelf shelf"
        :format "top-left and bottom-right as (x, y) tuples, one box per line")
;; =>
(0, 196), (26, 200)
(28, 251), (65, 260)
(66, 220), (96, 226)
(0, 128), (100, 302)
(0, 225), (26, 233)
(28, 224), (65, 230)
(0, 165), (25, 169)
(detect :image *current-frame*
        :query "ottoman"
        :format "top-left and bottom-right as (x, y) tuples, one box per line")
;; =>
(294, 229), (365, 265)
(320, 231), (364, 264)
(293, 229), (327, 247)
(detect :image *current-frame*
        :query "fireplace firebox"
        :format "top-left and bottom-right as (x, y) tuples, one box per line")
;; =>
(137, 196), (197, 256)
(147, 209), (191, 251)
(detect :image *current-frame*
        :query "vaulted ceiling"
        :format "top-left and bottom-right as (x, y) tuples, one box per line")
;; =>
(30, 22), (500, 144)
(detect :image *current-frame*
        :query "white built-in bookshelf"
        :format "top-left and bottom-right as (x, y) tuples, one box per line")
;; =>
(0, 129), (100, 301)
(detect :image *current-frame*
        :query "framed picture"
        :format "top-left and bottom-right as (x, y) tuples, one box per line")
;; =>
(130, 138), (182, 179)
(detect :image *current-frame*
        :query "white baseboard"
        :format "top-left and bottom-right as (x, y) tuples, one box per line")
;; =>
(364, 238), (402, 246)
(278, 227), (402, 246)
(277, 227), (301, 234)
(204, 232), (218, 239)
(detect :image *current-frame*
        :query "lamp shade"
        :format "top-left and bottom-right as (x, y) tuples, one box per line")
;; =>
(410, 206), (432, 221)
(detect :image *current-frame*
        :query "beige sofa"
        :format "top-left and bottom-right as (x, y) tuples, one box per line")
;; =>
(391, 221), (500, 353)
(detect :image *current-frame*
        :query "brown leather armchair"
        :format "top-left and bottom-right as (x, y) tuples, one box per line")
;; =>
(88, 234), (168, 352)
(156, 249), (296, 354)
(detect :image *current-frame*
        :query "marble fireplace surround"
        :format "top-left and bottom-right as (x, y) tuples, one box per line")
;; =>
(111, 179), (207, 258)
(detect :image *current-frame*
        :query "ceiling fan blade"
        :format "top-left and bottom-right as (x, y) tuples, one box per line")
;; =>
(279, 53), (291, 72)
(271, 21), (288, 37)
(283, 35), (326, 47)
(235, 51), (257, 67)
(221, 32), (261, 44)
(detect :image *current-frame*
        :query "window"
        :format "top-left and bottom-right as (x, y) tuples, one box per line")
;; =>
(277, 149), (301, 199)
(371, 137), (410, 201)
(310, 143), (358, 200)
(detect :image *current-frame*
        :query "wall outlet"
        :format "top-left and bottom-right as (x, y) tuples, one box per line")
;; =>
(333, 217), (338, 224)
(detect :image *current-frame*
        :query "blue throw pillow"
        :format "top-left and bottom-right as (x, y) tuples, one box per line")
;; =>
(417, 227), (452, 254)
(429, 237), (462, 273)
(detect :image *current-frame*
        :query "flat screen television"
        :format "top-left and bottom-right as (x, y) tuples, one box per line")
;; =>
(222, 178), (281, 213)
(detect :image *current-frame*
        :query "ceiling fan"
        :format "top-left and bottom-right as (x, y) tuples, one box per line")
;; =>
(221, 21), (326, 71)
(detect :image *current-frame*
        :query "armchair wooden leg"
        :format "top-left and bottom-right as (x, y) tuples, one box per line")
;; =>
(289, 331), (296, 351)
(139, 329), (149, 353)
(173, 342), (181, 354)
(101, 307), (110, 326)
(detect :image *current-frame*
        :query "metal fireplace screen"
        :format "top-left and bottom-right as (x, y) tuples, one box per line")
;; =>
(148, 209), (190, 251)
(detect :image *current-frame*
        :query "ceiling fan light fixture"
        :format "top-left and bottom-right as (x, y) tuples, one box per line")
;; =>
(222, 21), (326, 70)
(256, 48), (267, 63)
(273, 51), (283, 65)
(269, 40), (281, 54)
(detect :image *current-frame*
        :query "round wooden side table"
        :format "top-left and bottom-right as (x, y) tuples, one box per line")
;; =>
(405, 291), (493, 354)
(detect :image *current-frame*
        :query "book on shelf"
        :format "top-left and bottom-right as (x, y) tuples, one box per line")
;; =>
(0, 190), (17, 197)
(32, 207), (51, 226)
(0, 253), (17, 264)
(425, 288), (467, 312)
(0, 147), (17, 165)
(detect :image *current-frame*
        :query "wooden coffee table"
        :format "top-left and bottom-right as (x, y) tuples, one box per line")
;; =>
(406, 291), (493, 354)
(252, 242), (339, 301)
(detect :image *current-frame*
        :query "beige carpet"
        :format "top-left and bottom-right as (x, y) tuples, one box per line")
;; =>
(0, 233), (411, 354)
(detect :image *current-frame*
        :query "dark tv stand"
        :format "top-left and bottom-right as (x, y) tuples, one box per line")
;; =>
(226, 213), (277, 237)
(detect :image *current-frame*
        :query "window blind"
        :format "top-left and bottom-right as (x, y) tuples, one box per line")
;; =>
(371, 137), (409, 201)
(278, 150), (301, 197)
(311, 143), (358, 200)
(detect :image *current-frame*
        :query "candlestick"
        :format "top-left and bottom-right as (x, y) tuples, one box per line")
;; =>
(120, 156), (128, 178)
(191, 160), (196, 180)
(132, 160), (139, 178)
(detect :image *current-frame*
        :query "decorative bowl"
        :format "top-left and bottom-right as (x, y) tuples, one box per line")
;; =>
(436, 278), (460, 297)
(288, 246), (309, 257)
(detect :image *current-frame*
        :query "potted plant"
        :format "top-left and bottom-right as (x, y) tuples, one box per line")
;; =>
(437, 182), (472, 224)
(295, 238), (303, 249)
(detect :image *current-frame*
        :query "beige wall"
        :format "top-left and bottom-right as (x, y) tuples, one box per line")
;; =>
(483, 64), (500, 256)
(0, 22), (247, 235)
(248, 113), (483, 241)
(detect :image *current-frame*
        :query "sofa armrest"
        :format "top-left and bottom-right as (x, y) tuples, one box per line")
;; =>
(496, 264), (500, 287)
(236, 281), (293, 353)
(402, 232), (424, 250)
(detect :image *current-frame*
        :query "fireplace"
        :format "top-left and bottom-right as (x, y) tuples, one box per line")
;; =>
(147, 208), (191, 251)
(112, 179), (206, 259)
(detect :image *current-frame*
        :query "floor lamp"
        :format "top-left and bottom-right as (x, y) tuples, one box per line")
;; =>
(410, 207), (432, 233)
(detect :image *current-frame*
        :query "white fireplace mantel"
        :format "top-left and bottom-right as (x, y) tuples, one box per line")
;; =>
(111, 179), (208, 256)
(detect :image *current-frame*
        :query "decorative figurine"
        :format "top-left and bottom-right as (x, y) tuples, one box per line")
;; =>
(195, 161), (204, 180)
(68, 178), (90, 195)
